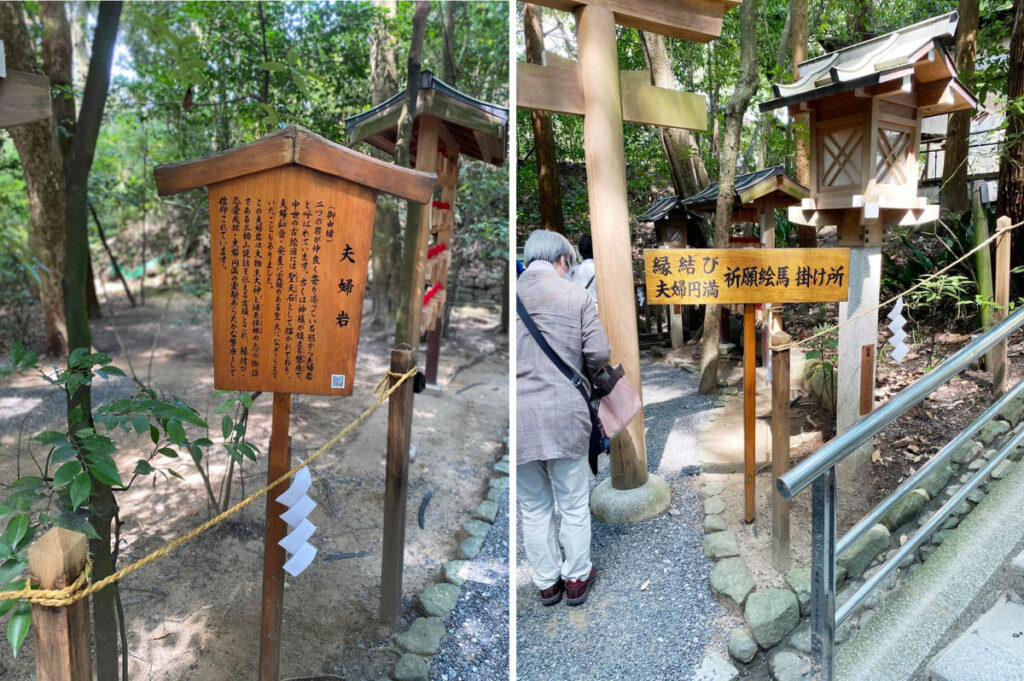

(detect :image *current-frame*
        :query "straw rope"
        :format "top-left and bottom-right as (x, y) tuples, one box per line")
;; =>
(1, 367), (418, 607)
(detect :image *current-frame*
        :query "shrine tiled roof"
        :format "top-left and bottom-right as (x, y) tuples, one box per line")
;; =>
(637, 166), (808, 221)
(761, 12), (976, 116)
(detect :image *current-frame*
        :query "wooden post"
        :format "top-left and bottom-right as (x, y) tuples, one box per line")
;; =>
(381, 344), (416, 627)
(577, 3), (648, 490)
(425, 148), (460, 387)
(744, 303), (756, 523)
(28, 528), (92, 681)
(993, 216), (1012, 396)
(771, 333), (792, 571)
(258, 393), (291, 681)
(860, 345), (875, 415)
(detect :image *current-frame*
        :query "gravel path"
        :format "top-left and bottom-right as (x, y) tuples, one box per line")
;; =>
(516, 358), (738, 681)
(430, 491), (510, 681)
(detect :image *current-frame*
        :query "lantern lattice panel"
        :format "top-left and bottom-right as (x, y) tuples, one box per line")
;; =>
(874, 127), (912, 186)
(821, 126), (863, 189)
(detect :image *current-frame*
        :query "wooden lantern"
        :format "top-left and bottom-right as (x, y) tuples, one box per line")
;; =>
(154, 125), (436, 396)
(763, 12), (977, 244)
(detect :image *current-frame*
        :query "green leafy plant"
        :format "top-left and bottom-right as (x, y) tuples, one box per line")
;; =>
(803, 312), (838, 415)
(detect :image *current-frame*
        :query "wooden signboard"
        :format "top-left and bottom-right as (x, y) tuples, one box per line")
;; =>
(207, 165), (374, 396)
(643, 248), (851, 305)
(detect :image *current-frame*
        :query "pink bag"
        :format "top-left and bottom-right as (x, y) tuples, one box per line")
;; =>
(593, 364), (642, 439)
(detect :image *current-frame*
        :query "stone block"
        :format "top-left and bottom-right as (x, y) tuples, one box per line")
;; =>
(728, 627), (759, 664)
(921, 463), (956, 499)
(704, 496), (726, 515)
(702, 482), (725, 498)
(397, 617), (447, 656)
(394, 654), (429, 681)
(462, 519), (491, 538)
(474, 500), (498, 523)
(705, 515), (728, 533)
(785, 566), (812, 617)
(745, 589), (800, 649)
(710, 558), (755, 610)
(459, 536), (484, 560)
(442, 560), (469, 586)
(769, 649), (813, 681)
(704, 531), (741, 561)
(837, 524), (890, 580)
(416, 583), (460, 618)
(979, 419), (1011, 446)
(882, 489), (928, 532)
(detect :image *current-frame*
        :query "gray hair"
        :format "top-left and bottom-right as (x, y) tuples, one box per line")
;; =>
(523, 230), (576, 267)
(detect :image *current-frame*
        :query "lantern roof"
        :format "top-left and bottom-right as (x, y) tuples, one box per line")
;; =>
(761, 12), (977, 117)
(153, 125), (436, 204)
(344, 70), (508, 167)
(638, 166), (808, 222)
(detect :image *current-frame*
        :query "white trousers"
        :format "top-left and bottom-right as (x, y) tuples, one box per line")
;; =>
(517, 457), (592, 589)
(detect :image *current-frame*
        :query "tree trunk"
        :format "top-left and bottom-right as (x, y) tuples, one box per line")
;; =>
(700, 0), (758, 395)
(849, 0), (871, 41)
(369, 0), (402, 329)
(393, 0), (431, 348)
(791, 0), (816, 248)
(997, 0), (1024, 297)
(442, 1), (457, 85)
(640, 31), (709, 198)
(524, 3), (565, 233)
(40, 2), (75, 160)
(940, 0), (979, 217)
(0, 2), (69, 357)
(63, 3), (123, 678)
(86, 255), (101, 319)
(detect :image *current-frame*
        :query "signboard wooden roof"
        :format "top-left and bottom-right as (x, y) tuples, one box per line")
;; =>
(344, 70), (508, 166)
(528, 0), (741, 43)
(154, 126), (436, 397)
(638, 166), (808, 222)
(643, 248), (851, 305)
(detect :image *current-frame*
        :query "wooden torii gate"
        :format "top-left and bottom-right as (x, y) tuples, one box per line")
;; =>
(517, 0), (738, 508)
(345, 71), (508, 389)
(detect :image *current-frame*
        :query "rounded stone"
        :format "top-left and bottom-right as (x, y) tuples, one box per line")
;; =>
(784, 566), (812, 617)
(416, 582), (460, 618)
(462, 519), (491, 538)
(703, 531), (741, 561)
(837, 524), (890, 579)
(474, 500), (498, 523)
(589, 474), (671, 524)
(728, 627), (759, 664)
(394, 653), (429, 681)
(704, 496), (726, 516)
(488, 476), (509, 491)
(745, 589), (800, 649)
(397, 617), (447, 656)
(701, 482), (725, 498)
(442, 560), (469, 586)
(705, 514), (728, 533)
(769, 649), (813, 681)
(710, 557), (755, 610)
(459, 535), (485, 560)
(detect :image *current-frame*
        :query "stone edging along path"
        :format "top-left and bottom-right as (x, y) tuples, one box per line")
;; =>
(387, 436), (510, 681)
(698, 391), (1024, 681)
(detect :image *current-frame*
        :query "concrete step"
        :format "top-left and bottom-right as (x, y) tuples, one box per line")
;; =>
(928, 599), (1024, 681)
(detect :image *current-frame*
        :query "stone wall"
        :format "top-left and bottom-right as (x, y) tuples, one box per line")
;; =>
(453, 266), (505, 307)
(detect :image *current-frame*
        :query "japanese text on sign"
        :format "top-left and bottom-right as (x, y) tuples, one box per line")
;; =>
(642, 248), (851, 305)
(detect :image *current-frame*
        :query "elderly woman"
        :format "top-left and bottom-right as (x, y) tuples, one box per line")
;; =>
(517, 230), (610, 606)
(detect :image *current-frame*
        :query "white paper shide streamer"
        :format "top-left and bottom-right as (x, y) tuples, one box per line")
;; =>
(276, 460), (318, 577)
(887, 296), (909, 363)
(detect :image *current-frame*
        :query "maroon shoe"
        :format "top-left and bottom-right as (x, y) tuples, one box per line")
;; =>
(565, 569), (596, 606)
(539, 578), (564, 606)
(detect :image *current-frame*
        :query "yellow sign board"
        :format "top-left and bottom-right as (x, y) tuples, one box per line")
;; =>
(643, 248), (851, 305)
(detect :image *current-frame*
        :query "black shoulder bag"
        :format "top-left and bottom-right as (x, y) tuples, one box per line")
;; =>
(517, 295), (609, 474)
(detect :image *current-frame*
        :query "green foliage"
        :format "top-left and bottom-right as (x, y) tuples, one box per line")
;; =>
(803, 308), (838, 414)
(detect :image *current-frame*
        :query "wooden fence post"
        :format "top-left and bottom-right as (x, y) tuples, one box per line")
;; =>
(743, 303), (756, 523)
(993, 216), (1012, 396)
(28, 528), (92, 681)
(380, 344), (416, 627)
(771, 332), (792, 571)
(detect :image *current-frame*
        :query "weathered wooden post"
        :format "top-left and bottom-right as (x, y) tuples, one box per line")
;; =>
(28, 528), (92, 681)
(771, 332), (792, 570)
(763, 11), (978, 485)
(154, 126), (435, 681)
(344, 71), (509, 389)
(518, 0), (736, 521)
(644, 248), (849, 523)
(993, 215), (1012, 396)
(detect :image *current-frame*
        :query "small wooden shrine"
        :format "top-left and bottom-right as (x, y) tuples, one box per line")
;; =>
(345, 71), (508, 388)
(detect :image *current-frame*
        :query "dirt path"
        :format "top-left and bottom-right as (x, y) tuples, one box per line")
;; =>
(0, 290), (508, 681)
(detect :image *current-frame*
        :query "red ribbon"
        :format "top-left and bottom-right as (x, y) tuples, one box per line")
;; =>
(432, 201), (450, 210)
(422, 283), (443, 306)
(427, 243), (448, 259)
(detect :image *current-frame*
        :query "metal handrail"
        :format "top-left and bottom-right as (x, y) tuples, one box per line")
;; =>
(776, 304), (1024, 681)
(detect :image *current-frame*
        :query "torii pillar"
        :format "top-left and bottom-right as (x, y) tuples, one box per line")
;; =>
(519, 0), (737, 521)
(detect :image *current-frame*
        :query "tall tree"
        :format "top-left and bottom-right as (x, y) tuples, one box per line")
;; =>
(940, 0), (979, 216)
(62, 3), (124, 678)
(442, 1), (458, 85)
(640, 31), (709, 198)
(792, 0), (816, 247)
(699, 0), (759, 394)
(997, 0), (1024, 293)
(0, 1), (68, 356)
(393, 0), (431, 348)
(523, 3), (565, 233)
(368, 0), (403, 328)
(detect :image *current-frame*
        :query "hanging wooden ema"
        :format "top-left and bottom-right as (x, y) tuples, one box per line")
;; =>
(154, 125), (435, 681)
(644, 247), (851, 522)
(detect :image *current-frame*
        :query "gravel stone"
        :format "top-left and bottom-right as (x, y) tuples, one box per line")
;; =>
(745, 589), (799, 649)
(488, 477), (509, 491)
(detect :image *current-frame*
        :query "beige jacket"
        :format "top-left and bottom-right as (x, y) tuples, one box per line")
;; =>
(516, 261), (611, 464)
